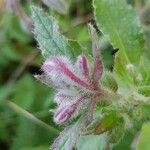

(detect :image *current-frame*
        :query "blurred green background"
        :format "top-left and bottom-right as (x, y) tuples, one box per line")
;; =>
(0, 0), (150, 149)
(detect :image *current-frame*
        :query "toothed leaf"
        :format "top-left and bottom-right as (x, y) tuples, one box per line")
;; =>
(51, 117), (85, 150)
(93, 0), (145, 73)
(32, 6), (74, 58)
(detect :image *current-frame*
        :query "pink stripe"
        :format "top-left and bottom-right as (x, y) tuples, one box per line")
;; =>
(54, 105), (76, 123)
(60, 63), (93, 90)
(55, 96), (86, 123)
(54, 93), (74, 103)
(55, 107), (64, 118)
(79, 56), (89, 77)
(92, 40), (103, 81)
(56, 93), (73, 99)
(42, 64), (53, 73)
(51, 128), (68, 150)
(87, 96), (99, 122)
(51, 57), (94, 90)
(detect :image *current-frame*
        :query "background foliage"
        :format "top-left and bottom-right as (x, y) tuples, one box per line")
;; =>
(0, 0), (150, 149)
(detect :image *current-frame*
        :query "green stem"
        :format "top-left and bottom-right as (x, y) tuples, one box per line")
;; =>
(6, 100), (60, 135)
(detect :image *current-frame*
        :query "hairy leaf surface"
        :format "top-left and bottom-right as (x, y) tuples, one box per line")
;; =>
(94, 0), (145, 66)
(32, 6), (75, 58)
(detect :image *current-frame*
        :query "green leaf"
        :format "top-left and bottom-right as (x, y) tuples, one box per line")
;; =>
(109, 118), (125, 144)
(13, 74), (35, 110)
(3, 12), (31, 43)
(51, 117), (86, 150)
(68, 39), (86, 57)
(94, 112), (118, 135)
(101, 71), (118, 92)
(77, 134), (107, 150)
(138, 85), (150, 97)
(2, 44), (20, 61)
(137, 123), (150, 150)
(113, 130), (137, 150)
(0, 84), (14, 103)
(21, 145), (48, 150)
(138, 104), (150, 120)
(91, 111), (125, 145)
(93, 0), (145, 65)
(139, 56), (150, 85)
(32, 6), (75, 58)
(11, 117), (52, 150)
